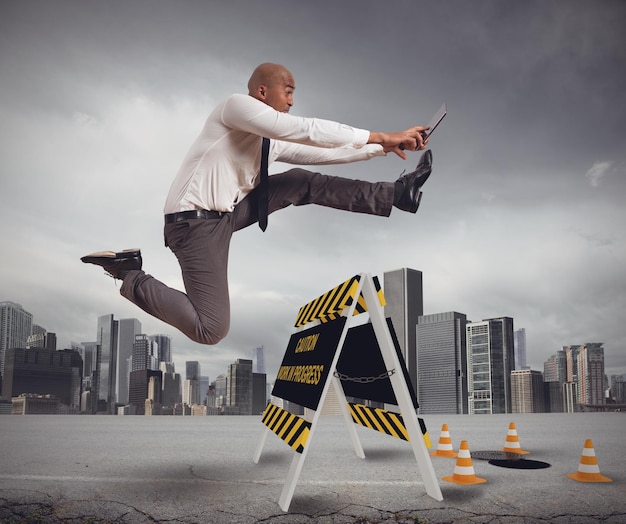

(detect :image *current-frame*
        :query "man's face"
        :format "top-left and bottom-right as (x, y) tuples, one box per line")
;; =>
(263, 76), (295, 113)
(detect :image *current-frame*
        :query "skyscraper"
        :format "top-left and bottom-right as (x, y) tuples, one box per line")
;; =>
(184, 361), (201, 405)
(150, 334), (172, 363)
(2, 348), (83, 409)
(564, 345), (581, 404)
(416, 311), (468, 414)
(96, 314), (118, 414)
(609, 375), (625, 403)
(251, 345), (265, 374)
(543, 349), (567, 384)
(129, 369), (161, 415)
(252, 372), (267, 415)
(160, 362), (181, 407)
(132, 334), (158, 372)
(543, 349), (567, 413)
(214, 374), (227, 407)
(26, 325), (57, 350)
(199, 375), (210, 405)
(227, 358), (253, 415)
(511, 369), (545, 413)
(183, 378), (200, 406)
(577, 343), (605, 406)
(383, 268), (424, 391)
(513, 328), (527, 370)
(0, 301), (33, 379)
(186, 361), (200, 380)
(117, 318), (141, 405)
(466, 317), (515, 414)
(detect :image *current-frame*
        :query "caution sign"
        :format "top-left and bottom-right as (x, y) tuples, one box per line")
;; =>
(254, 273), (443, 511)
(337, 318), (418, 408)
(271, 317), (347, 410)
(348, 403), (432, 448)
(294, 274), (385, 327)
(261, 402), (311, 453)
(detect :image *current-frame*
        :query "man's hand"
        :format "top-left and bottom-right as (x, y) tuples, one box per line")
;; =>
(368, 127), (430, 159)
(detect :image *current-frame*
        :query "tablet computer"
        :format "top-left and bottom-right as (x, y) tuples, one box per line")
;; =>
(399, 103), (447, 150)
(424, 102), (447, 138)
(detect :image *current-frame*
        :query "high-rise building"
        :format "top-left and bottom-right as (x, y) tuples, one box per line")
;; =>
(609, 375), (625, 403)
(563, 345), (581, 406)
(511, 369), (545, 413)
(117, 318), (141, 405)
(543, 349), (567, 412)
(186, 361), (200, 381)
(132, 334), (158, 372)
(150, 334), (172, 363)
(251, 346), (265, 374)
(227, 358), (253, 415)
(160, 362), (181, 407)
(183, 378), (200, 406)
(252, 372), (267, 414)
(183, 361), (201, 405)
(466, 317), (515, 414)
(513, 328), (527, 370)
(563, 381), (577, 413)
(383, 268), (424, 391)
(1, 301), (33, 379)
(129, 369), (161, 415)
(565, 345), (580, 383)
(415, 311), (468, 414)
(2, 348), (83, 408)
(577, 343), (605, 406)
(199, 375), (210, 405)
(96, 314), (118, 414)
(26, 325), (57, 350)
(214, 374), (227, 407)
(543, 349), (567, 384)
(79, 341), (98, 380)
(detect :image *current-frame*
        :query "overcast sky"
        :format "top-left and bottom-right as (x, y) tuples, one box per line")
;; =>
(1, 1), (625, 385)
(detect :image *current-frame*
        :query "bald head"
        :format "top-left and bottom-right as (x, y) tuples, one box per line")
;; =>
(248, 63), (293, 93)
(248, 63), (295, 112)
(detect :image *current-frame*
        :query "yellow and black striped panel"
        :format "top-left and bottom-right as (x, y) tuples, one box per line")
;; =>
(348, 403), (431, 448)
(261, 402), (311, 454)
(294, 275), (386, 328)
(294, 275), (361, 327)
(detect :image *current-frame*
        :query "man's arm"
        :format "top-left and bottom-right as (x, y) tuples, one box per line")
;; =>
(273, 141), (386, 166)
(222, 94), (428, 158)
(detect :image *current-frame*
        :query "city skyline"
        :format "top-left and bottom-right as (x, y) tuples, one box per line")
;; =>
(2, 296), (623, 390)
(1, 2), (625, 384)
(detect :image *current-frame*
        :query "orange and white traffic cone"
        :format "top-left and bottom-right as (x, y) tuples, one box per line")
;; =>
(567, 439), (613, 483)
(502, 422), (529, 454)
(442, 440), (487, 485)
(430, 423), (458, 458)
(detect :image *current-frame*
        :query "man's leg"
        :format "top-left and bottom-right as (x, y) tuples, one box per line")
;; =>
(232, 169), (395, 230)
(120, 216), (234, 345)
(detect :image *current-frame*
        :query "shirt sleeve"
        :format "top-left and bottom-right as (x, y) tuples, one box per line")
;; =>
(220, 94), (370, 149)
(272, 141), (386, 165)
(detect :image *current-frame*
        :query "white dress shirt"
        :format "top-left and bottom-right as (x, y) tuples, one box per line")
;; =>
(163, 94), (386, 214)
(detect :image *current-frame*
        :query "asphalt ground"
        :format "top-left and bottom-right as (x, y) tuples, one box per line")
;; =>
(0, 412), (624, 523)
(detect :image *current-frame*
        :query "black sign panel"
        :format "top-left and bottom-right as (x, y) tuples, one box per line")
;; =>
(272, 317), (347, 410)
(336, 319), (418, 408)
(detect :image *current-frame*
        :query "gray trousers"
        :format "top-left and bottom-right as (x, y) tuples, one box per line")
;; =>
(120, 168), (394, 345)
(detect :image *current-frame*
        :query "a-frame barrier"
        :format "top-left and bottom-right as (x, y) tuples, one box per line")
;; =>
(253, 273), (443, 511)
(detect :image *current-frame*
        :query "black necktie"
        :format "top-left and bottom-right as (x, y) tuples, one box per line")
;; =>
(258, 137), (270, 231)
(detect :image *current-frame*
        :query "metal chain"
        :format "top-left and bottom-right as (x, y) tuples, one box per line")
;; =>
(333, 369), (395, 384)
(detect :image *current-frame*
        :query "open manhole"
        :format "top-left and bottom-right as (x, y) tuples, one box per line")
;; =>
(472, 450), (551, 470)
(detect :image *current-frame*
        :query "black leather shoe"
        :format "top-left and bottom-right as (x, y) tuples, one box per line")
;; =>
(393, 150), (433, 213)
(81, 249), (142, 279)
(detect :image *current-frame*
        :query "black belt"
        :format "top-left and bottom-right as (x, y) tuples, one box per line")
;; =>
(164, 209), (225, 224)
